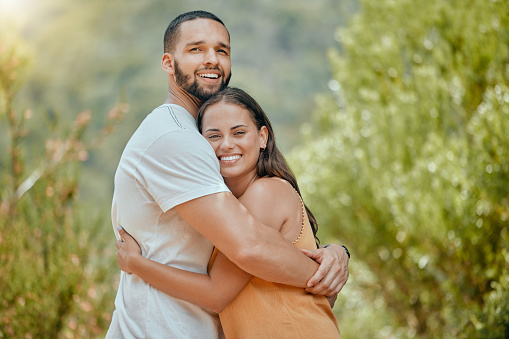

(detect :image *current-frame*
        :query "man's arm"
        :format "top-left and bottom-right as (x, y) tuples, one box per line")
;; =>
(174, 191), (318, 287)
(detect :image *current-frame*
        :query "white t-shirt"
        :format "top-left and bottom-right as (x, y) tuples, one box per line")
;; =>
(106, 104), (229, 339)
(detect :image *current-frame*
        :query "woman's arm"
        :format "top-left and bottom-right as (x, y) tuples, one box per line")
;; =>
(116, 227), (251, 313)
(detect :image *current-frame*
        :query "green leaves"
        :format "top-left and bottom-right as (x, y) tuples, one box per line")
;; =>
(292, 0), (509, 337)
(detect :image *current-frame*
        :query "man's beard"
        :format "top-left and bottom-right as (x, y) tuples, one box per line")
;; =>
(174, 60), (231, 101)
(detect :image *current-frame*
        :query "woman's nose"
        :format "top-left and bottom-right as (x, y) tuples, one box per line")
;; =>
(220, 136), (234, 150)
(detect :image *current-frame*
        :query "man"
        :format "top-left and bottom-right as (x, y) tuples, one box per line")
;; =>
(106, 11), (349, 338)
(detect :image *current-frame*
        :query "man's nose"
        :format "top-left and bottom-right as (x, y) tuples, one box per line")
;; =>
(204, 49), (219, 65)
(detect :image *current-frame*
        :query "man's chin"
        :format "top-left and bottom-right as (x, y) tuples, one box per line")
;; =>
(195, 87), (225, 101)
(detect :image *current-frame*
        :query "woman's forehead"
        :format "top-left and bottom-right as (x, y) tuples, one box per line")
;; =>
(202, 102), (254, 126)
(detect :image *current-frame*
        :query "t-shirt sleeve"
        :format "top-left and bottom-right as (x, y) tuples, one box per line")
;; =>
(135, 129), (229, 212)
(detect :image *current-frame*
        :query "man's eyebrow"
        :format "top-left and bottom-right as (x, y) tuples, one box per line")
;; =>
(218, 42), (231, 50)
(184, 41), (231, 50)
(185, 40), (205, 47)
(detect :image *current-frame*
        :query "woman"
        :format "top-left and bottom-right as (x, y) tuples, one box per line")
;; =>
(116, 87), (341, 338)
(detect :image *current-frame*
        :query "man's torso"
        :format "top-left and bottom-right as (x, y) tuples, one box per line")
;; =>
(107, 104), (228, 339)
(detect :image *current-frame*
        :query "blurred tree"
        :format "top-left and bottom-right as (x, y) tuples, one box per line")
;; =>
(291, 0), (509, 337)
(5, 0), (357, 206)
(0, 33), (126, 337)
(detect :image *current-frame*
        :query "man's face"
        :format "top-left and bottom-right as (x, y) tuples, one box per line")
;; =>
(172, 18), (232, 101)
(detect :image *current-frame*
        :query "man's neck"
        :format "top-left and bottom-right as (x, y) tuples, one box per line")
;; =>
(164, 89), (202, 119)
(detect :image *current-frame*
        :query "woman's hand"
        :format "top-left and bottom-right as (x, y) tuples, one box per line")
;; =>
(116, 226), (142, 274)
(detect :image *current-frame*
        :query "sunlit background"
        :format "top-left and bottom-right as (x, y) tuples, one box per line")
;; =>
(0, 0), (31, 19)
(1, 0), (508, 338)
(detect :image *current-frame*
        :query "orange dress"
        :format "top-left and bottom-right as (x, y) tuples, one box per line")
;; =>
(208, 193), (341, 339)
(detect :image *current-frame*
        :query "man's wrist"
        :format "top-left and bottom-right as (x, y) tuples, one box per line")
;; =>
(341, 245), (350, 259)
(324, 243), (350, 259)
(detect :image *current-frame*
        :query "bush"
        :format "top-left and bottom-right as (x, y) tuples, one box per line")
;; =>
(0, 34), (126, 338)
(291, 0), (509, 337)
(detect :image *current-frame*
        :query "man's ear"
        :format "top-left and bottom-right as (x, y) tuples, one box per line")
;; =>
(161, 53), (174, 74)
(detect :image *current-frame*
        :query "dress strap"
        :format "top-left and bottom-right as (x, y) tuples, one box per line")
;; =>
(292, 190), (306, 244)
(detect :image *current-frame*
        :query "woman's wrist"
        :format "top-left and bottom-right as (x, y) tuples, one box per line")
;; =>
(128, 252), (145, 275)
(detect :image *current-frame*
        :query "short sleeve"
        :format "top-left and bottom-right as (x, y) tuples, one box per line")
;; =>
(135, 129), (229, 212)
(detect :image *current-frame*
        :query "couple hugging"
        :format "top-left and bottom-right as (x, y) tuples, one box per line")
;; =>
(106, 10), (349, 339)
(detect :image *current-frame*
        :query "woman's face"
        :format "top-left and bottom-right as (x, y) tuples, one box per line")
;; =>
(201, 102), (267, 181)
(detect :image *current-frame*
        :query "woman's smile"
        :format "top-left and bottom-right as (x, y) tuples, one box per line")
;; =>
(219, 154), (242, 164)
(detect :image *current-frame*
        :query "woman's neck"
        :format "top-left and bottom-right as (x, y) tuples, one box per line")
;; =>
(224, 172), (259, 199)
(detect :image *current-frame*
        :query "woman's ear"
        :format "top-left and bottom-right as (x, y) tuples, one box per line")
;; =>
(161, 53), (174, 74)
(259, 126), (268, 149)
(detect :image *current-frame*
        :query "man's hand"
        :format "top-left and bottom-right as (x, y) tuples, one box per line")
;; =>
(116, 226), (142, 274)
(302, 243), (349, 296)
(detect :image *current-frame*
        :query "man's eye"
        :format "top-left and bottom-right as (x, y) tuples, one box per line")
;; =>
(218, 49), (228, 55)
(234, 131), (245, 135)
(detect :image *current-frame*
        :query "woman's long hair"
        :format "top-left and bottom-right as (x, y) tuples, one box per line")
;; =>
(197, 87), (319, 244)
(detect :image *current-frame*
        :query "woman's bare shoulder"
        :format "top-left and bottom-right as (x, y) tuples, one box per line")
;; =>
(240, 177), (297, 231)
(244, 177), (294, 198)
(241, 177), (297, 211)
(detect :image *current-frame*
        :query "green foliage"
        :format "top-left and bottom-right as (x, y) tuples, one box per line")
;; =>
(0, 34), (126, 338)
(466, 271), (509, 338)
(291, 0), (509, 337)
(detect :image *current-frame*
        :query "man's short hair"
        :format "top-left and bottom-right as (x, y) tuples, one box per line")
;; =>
(163, 11), (229, 54)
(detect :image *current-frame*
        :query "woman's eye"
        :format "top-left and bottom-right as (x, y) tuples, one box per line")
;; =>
(207, 134), (220, 139)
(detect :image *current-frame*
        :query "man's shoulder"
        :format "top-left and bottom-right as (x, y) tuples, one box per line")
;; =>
(148, 104), (195, 129)
(151, 103), (188, 115)
(130, 105), (200, 145)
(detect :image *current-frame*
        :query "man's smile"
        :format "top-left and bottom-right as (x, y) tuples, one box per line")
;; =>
(198, 73), (220, 79)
